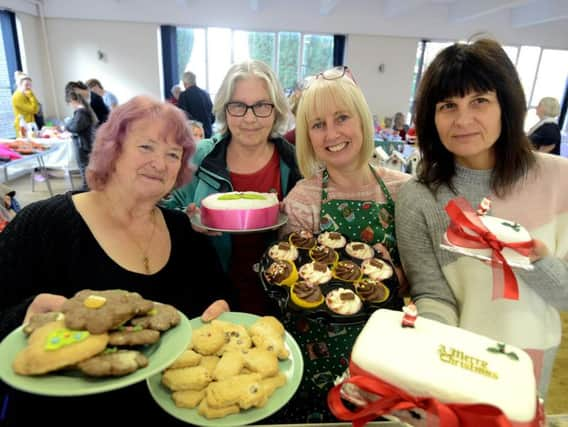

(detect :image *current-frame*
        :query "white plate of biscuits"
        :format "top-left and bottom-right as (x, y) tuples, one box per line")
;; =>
(146, 311), (303, 426)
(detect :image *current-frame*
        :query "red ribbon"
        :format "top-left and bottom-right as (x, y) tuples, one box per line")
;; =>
(445, 198), (534, 300)
(328, 370), (536, 427)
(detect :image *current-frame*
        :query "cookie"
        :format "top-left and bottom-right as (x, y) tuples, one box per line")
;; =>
(191, 324), (225, 355)
(205, 373), (267, 410)
(169, 349), (202, 369)
(108, 327), (160, 346)
(13, 320), (109, 375)
(198, 398), (240, 419)
(261, 372), (287, 397)
(249, 316), (289, 360)
(130, 302), (180, 331)
(23, 312), (64, 336)
(162, 366), (212, 391)
(172, 389), (206, 409)
(242, 348), (279, 378)
(61, 289), (154, 334)
(198, 355), (220, 375)
(77, 349), (148, 377)
(213, 351), (245, 381)
(212, 320), (252, 354)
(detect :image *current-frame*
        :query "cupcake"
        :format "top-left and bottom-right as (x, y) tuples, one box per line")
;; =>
(361, 258), (394, 281)
(289, 230), (316, 250)
(268, 241), (299, 262)
(345, 242), (375, 262)
(264, 260), (298, 286)
(290, 281), (324, 309)
(317, 231), (347, 250)
(325, 288), (362, 315)
(298, 261), (332, 285)
(333, 260), (362, 282)
(309, 245), (339, 266)
(355, 278), (390, 303)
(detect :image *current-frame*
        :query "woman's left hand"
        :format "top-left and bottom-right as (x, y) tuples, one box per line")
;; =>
(530, 239), (549, 263)
(373, 243), (410, 297)
(201, 299), (230, 322)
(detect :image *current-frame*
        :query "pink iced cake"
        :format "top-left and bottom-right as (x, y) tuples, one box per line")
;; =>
(200, 191), (279, 230)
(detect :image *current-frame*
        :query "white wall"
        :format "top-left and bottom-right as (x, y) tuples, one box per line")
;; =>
(346, 35), (418, 124)
(15, 13), (422, 125)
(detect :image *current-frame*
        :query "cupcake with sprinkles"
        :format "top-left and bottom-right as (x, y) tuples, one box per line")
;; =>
(264, 260), (298, 286)
(355, 278), (390, 304)
(333, 260), (362, 283)
(298, 261), (333, 285)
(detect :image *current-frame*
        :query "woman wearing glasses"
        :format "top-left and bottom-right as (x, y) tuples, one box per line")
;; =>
(278, 66), (410, 423)
(162, 60), (301, 314)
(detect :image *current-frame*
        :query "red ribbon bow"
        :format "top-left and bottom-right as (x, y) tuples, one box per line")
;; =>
(445, 197), (534, 300)
(328, 373), (531, 427)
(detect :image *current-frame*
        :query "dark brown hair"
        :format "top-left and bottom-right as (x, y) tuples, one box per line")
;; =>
(414, 38), (535, 197)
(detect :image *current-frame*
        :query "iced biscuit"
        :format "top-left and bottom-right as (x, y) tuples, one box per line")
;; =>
(13, 320), (109, 375)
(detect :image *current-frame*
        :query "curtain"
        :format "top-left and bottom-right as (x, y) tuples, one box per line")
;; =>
(160, 25), (178, 100)
(0, 10), (22, 90)
(333, 34), (346, 66)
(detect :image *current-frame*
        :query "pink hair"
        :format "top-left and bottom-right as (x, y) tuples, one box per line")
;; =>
(86, 95), (195, 191)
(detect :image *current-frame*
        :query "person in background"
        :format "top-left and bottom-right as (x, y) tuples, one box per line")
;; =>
(167, 83), (183, 106)
(279, 65), (409, 423)
(283, 82), (303, 145)
(86, 78), (119, 110)
(528, 96), (562, 155)
(11, 71), (39, 137)
(64, 85), (98, 189)
(177, 71), (215, 138)
(0, 95), (231, 425)
(189, 120), (204, 141)
(392, 111), (409, 140)
(395, 38), (568, 399)
(66, 80), (110, 124)
(1, 182), (21, 219)
(161, 59), (301, 315)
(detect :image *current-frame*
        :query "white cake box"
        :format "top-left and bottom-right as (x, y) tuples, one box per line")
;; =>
(328, 309), (544, 427)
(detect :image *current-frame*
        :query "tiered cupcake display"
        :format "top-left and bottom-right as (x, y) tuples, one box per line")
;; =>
(260, 230), (401, 322)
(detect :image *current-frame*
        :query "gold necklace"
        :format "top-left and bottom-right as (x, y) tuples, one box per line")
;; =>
(127, 208), (157, 274)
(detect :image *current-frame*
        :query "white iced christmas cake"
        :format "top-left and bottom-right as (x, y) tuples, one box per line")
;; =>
(200, 191), (279, 230)
(344, 309), (537, 424)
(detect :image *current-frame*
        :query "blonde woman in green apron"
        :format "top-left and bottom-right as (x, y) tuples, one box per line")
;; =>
(276, 67), (410, 423)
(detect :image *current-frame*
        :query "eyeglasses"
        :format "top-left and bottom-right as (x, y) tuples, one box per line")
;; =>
(301, 65), (356, 89)
(225, 101), (275, 118)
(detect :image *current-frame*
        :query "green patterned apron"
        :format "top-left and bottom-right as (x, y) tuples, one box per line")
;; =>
(277, 166), (402, 423)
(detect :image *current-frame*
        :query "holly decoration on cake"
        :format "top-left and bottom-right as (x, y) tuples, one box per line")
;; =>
(487, 342), (519, 361)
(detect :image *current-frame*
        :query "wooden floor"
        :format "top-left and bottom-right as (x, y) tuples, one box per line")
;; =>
(3, 172), (568, 416)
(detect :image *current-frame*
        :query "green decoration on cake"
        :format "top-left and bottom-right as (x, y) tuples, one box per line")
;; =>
(218, 192), (267, 201)
(45, 328), (90, 351)
(501, 222), (521, 232)
(487, 342), (519, 361)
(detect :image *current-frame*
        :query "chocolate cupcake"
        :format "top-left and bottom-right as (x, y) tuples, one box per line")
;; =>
(309, 245), (339, 266)
(355, 278), (390, 303)
(268, 241), (299, 262)
(345, 242), (375, 262)
(298, 261), (332, 285)
(289, 230), (316, 250)
(361, 258), (394, 281)
(325, 287), (362, 315)
(290, 281), (324, 309)
(333, 260), (362, 282)
(264, 260), (298, 286)
(317, 231), (347, 250)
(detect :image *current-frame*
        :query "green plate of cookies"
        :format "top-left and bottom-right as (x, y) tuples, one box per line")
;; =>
(0, 311), (191, 396)
(146, 311), (304, 426)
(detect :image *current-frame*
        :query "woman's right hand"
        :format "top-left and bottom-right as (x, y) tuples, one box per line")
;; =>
(186, 203), (222, 236)
(24, 293), (68, 325)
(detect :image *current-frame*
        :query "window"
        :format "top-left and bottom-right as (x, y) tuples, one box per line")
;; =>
(410, 41), (568, 131)
(174, 27), (333, 98)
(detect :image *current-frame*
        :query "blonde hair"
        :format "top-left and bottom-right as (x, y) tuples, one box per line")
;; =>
(14, 71), (31, 86)
(295, 76), (375, 178)
(213, 60), (289, 137)
(538, 97), (560, 118)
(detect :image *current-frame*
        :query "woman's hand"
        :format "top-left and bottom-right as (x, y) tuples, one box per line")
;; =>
(201, 299), (230, 322)
(373, 243), (410, 297)
(24, 293), (68, 325)
(529, 239), (550, 263)
(186, 203), (222, 236)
